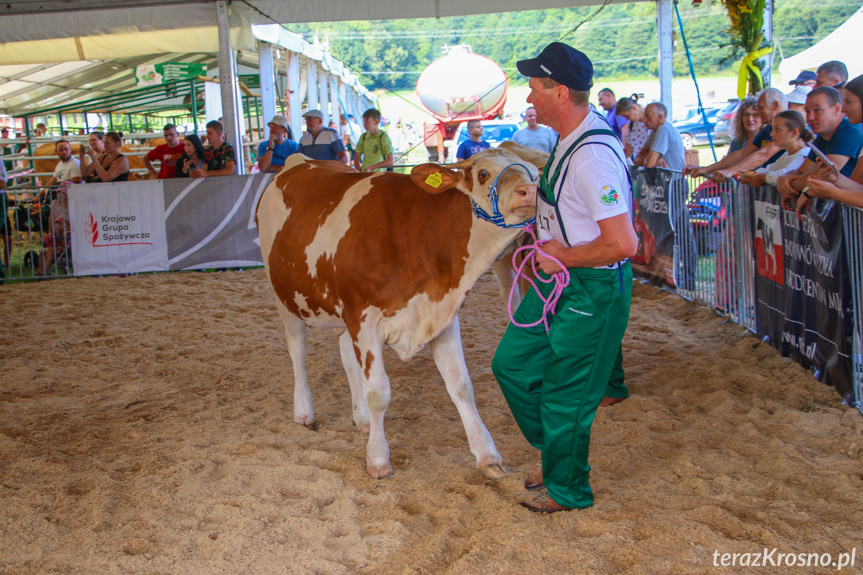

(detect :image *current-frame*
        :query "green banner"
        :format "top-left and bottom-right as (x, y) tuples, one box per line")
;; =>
(239, 74), (261, 90)
(135, 63), (207, 87)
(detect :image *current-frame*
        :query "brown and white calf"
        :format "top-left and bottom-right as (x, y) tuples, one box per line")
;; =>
(256, 147), (539, 479)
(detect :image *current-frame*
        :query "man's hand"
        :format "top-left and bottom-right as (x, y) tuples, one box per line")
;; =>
(795, 192), (812, 220)
(738, 172), (766, 187)
(683, 165), (704, 177)
(710, 169), (734, 183)
(775, 175), (798, 198)
(815, 158), (839, 183)
(536, 239), (567, 275)
(190, 166), (206, 179)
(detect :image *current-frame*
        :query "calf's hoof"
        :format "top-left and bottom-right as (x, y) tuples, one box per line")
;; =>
(478, 462), (509, 480)
(295, 415), (318, 430)
(367, 462), (393, 479)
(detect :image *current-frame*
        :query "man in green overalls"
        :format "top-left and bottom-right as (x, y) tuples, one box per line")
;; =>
(492, 43), (639, 513)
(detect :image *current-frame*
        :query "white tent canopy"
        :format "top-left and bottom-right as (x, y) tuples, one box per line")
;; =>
(0, 0), (670, 173)
(0, 0), (651, 54)
(778, 6), (863, 85)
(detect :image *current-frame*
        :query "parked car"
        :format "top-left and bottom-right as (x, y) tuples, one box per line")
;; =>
(672, 101), (738, 149)
(445, 119), (521, 162)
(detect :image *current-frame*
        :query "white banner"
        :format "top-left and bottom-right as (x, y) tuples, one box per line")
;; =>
(69, 182), (169, 275)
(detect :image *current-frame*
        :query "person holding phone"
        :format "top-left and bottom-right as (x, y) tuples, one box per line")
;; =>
(737, 111), (812, 188)
(174, 134), (206, 179)
(802, 75), (863, 211)
(79, 131), (105, 183)
(775, 86), (862, 213)
(257, 115), (298, 174)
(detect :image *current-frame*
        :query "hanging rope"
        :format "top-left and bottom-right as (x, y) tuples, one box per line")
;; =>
(673, 0), (718, 162)
(507, 227), (570, 333)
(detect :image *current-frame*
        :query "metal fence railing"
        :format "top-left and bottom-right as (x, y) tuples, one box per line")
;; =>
(671, 175), (757, 330)
(1, 187), (74, 281)
(657, 171), (860, 414)
(842, 204), (863, 413)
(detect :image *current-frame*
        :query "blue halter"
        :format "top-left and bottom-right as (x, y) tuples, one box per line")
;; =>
(470, 162), (537, 229)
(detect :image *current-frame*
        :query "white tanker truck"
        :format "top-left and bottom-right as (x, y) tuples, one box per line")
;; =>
(415, 45), (508, 162)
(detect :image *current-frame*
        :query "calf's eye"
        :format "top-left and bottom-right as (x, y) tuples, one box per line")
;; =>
(479, 170), (489, 179)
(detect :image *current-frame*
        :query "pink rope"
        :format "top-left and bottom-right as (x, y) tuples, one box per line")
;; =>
(507, 227), (571, 333)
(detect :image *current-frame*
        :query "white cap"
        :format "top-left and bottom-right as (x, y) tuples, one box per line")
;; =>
(268, 115), (289, 129)
(785, 85), (812, 105)
(302, 109), (324, 120)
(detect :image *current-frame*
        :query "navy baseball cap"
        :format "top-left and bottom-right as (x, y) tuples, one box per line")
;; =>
(516, 42), (594, 91)
(789, 70), (816, 85)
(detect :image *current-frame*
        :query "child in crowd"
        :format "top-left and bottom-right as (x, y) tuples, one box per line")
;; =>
(37, 182), (71, 276)
(455, 119), (490, 161)
(738, 110), (812, 188)
(353, 108), (394, 172)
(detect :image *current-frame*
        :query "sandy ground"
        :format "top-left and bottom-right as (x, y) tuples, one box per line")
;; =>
(1, 269), (861, 575)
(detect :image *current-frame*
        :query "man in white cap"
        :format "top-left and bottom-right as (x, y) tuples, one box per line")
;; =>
(492, 42), (638, 514)
(257, 115), (299, 174)
(785, 85), (810, 114)
(298, 110), (349, 164)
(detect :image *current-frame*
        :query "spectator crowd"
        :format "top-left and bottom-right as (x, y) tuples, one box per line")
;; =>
(4, 57), (862, 279)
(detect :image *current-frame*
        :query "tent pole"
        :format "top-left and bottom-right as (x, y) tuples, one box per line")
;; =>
(307, 60), (319, 113)
(657, 0), (674, 119)
(259, 40), (277, 140)
(216, 0), (244, 175)
(763, 0), (773, 87)
(191, 80), (199, 134)
(288, 51), (301, 138)
(319, 69), (330, 126)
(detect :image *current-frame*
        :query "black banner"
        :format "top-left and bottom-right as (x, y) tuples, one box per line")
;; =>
(631, 168), (676, 287)
(751, 186), (854, 401)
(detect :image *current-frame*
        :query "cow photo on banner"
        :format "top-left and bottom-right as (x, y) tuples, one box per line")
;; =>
(751, 186), (855, 401)
(630, 167), (676, 287)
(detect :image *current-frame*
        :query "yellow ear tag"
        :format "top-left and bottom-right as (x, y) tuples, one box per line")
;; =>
(425, 172), (443, 188)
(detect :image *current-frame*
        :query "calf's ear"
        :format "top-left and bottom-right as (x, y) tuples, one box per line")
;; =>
(498, 141), (549, 171)
(410, 163), (464, 194)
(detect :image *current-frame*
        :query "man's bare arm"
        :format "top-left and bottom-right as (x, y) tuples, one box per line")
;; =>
(724, 141), (782, 174)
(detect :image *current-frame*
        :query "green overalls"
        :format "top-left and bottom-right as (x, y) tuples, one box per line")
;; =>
(492, 128), (633, 509)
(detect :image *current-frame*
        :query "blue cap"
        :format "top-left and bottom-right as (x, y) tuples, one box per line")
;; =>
(516, 42), (594, 91)
(789, 70), (816, 85)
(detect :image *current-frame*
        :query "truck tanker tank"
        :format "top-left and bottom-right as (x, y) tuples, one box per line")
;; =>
(415, 45), (507, 122)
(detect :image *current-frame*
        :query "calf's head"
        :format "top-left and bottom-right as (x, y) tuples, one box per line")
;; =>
(410, 147), (543, 228)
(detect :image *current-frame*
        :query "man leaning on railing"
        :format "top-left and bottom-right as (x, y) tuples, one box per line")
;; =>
(797, 76), (863, 214)
(775, 86), (862, 218)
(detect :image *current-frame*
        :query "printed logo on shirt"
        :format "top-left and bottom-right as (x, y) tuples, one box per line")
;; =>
(599, 185), (620, 205)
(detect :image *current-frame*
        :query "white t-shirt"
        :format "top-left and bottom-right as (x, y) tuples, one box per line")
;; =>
(755, 146), (811, 186)
(540, 111), (631, 249)
(53, 157), (81, 182)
